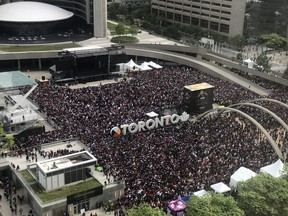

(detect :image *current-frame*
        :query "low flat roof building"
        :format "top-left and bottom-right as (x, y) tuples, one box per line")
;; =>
(0, 140), (124, 216)
(36, 151), (96, 191)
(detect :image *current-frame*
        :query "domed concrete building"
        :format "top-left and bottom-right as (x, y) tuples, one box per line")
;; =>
(0, 0), (107, 38)
(0, 2), (74, 35)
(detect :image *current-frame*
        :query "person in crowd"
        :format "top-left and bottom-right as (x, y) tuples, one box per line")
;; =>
(11, 66), (287, 209)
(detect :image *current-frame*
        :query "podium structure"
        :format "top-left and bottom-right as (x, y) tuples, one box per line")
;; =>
(183, 82), (215, 114)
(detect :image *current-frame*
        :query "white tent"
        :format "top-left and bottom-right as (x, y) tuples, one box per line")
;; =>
(124, 59), (140, 71)
(193, 189), (207, 197)
(148, 61), (163, 69)
(260, 159), (284, 178)
(229, 167), (257, 188)
(210, 182), (231, 193)
(243, 59), (254, 69)
(139, 62), (152, 71)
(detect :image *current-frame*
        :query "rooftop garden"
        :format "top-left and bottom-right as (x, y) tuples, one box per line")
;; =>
(20, 170), (36, 183)
(31, 179), (102, 203)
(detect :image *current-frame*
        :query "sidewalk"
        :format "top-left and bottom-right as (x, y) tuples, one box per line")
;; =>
(0, 187), (33, 216)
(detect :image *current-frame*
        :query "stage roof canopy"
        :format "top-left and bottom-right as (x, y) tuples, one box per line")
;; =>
(0, 2), (73, 23)
(185, 82), (215, 92)
(0, 71), (37, 91)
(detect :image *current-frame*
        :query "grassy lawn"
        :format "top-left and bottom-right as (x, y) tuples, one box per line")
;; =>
(107, 21), (132, 35)
(0, 43), (81, 52)
(20, 170), (36, 183)
(111, 36), (139, 44)
(31, 179), (102, 203)
(108, 22), (117, 36)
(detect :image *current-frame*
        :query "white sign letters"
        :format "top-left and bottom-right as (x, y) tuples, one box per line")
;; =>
(111, 112), (189, 136)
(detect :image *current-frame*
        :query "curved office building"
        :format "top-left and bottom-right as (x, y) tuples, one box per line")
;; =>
(0, 0), (107, 37)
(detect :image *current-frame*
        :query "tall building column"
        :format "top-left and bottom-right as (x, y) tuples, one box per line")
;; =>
(17, 59), (21, 70)
(93, 0), (107, 38)
(38, 59), (42, 70)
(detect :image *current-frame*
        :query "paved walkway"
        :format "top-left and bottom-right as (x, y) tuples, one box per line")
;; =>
(0, 189), (32, 216)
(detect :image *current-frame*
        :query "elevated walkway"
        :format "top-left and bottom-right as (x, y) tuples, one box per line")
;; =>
(125, 46), (270, 96)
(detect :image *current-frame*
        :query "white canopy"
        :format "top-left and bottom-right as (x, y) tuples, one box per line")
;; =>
(210, 182), (231, 193)
(148, 61), (162, 69)
(260, 159), (284, 178)
(193, 189), (207, 197)
(243, 59), (254, 69)
(229, 167), (257, 188)
(124, 59), (140, 70)
(139, 62), (153, 71)
(146, 111), (159, 118)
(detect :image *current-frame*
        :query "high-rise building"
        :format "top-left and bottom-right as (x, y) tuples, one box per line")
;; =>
(151, 0), (246, 38)
(244, 0), (288, 38)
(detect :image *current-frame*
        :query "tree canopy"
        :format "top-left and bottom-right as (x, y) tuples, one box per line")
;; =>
(127, 203), (166, 216)
(229, 34), (246, 50)
(237, 173), (288, 216)
(115, 23), (126, 35)
(186, 193), (244, 216)
(129, 25), (138, 36)
(260, 33), (286, 49)
(256, 53), (271, 70)
(163, 25), (182, 40)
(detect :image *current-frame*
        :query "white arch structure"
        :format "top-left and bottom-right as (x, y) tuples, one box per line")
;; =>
(197, 107), (283, 159)
(250, 98), (288, 109)
(228, 102), (288, 134)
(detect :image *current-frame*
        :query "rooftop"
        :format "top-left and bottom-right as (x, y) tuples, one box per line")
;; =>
(0, 2), (73, 23)
(2, 108), (38, 125)
(184, 82), (215, 92)
(0, 71), (37, 91)
(37, 151), (96, 174)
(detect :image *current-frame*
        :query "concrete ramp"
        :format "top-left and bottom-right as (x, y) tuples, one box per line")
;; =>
(125, 47), (270, 96)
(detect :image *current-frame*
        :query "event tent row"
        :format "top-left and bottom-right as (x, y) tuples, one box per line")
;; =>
(124, 59), (162, 71)
(167, 159), (285, 215)
(229, 159), (284, 188)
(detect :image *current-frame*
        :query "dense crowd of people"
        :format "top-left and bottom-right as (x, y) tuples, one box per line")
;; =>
(12, 66), (288, 209)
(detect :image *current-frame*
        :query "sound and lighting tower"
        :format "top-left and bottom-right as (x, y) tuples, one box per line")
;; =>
(183, 82), (215, 114)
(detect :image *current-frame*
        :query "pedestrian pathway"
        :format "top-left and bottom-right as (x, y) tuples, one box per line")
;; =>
(0, 187), (33, 216)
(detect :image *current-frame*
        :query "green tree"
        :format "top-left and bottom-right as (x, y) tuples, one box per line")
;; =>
(129, 25), (138, 36)
(0, 123), (4, 136)
(115, 23), (126, 35)
(163, 25), (182, 40)
(237, 173), (288, 216)
(131, 5), (150, 20)
(127, 203), (166, 216)
(186, 193), (244, 216)
(237, 53), (243, 61)
(4, 134), (14, 150)
(108, 3), (120, 20)
(229, 34), (246, 50)
(260, 33), (286, 49)
(283, 163), (288, 177)
(256, 53), (271, 70)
